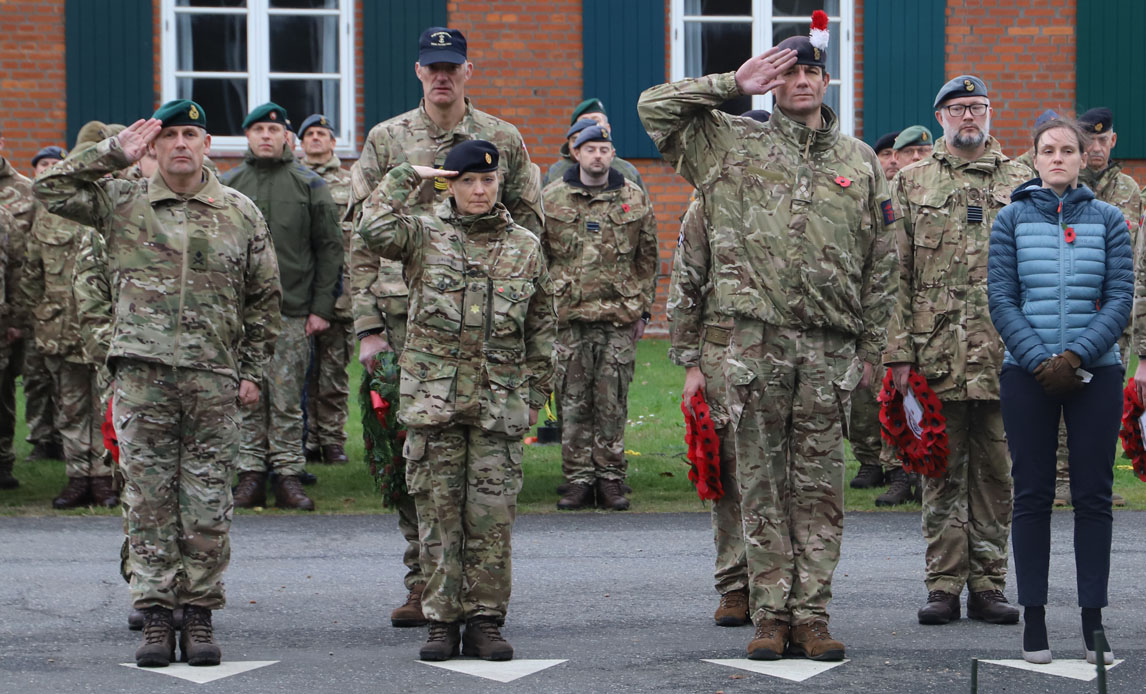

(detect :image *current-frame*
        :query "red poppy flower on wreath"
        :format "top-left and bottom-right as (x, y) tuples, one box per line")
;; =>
(835, 176), (851, 188)
(1064, 226), (1076, 243)
(877, 367), (949, 478)
(1118, 381), (1146, 482)
(682, 390), (723, 500)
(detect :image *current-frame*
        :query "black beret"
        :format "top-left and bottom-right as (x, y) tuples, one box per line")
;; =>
(443, 139), (499, 175)
(31, 146), (67, 167)
(873, 131), (900, 154)
(933, 75), (989, 108)
(741, 109), (771, 123)
(298, 114), (335, 138)
(152, 100), (207, 130)
(1079, 107), (1113, 134)
(573, 125), (611, 149)
(419, 27), (467, 65)
(775, 35), (826, 70)
(242, 102), (289, 130)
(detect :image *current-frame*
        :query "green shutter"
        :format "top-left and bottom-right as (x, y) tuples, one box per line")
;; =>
(363, 0), (448, 131)
(861, 0), (945, 148)
(65, 0), (154, 148)
(582, 0), (665, 159)
(1078, 0), (1146, 157)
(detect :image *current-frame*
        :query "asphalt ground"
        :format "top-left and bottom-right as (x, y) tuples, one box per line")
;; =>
(1, 511), (1142, 693)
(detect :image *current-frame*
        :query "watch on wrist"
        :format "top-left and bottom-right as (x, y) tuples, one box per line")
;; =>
(641, 311), (652, 324)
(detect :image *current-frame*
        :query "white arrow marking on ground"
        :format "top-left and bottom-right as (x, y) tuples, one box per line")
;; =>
(419, 659), (567, 683)
(119, 660), (279, 684)
(703, 658), (849, 682)
(980, 658), (1123, 682)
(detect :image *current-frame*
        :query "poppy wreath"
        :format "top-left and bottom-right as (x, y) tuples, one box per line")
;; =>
(1117, 381), (1146, 482)
(876, 367), (949, 478)
(682, 390), (723, 501)
(360, 350), (408, 507)
(101, 398), (119, 464)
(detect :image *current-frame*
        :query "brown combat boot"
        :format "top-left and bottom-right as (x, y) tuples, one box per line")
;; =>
(556, 482), (594, 510)
(918, 590), (960, 625)
(746, 619), (789, 660)
(322, 444), (349, 464)
(90, 476), (120, 508)
(391, 583), (428, 627)
(462, 617), (514, 661)
(596, 478), (631, 511)
(714, 588), (750, 627)
(849, 463), (885, 489)
(875, 468), (917, 506)
(135, 606), (176, 667)
(0, 460), (18, 489)
(789, 620), (846, 661)
(419, 621), (461, 661)
(967, 589), (1019, 624)
(179, 605), (222, 666)
(232, 472), (266, 508)
(274, 475), (315, 511)
(52, 477), (91, 509)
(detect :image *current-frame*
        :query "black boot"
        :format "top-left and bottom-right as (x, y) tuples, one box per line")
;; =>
(875, 469), (917, 506)
(918, 590), (960, 625)
(849, 463), (885, 489)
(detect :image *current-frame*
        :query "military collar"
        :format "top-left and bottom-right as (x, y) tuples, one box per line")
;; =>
(769, 105), (840, 152)
(929, 136), (1009, 173)
(148, 166), (227, 208)
(418, 98), (476, 139)
(244, 145), (295, 168)
(562, 165), (624, 193)
(436, 198), (512, 235)
(558, 142), (574, 161)
(308, 154), (342, 175)
(0, 156), (13, 180)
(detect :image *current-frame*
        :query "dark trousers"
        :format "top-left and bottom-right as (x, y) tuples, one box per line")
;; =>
(999, 364), (1121, 608)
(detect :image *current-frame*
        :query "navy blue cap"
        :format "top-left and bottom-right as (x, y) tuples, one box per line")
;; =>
(1079, 107), (1113, 134)
(419, 27), (467, 65)
(298, 114), (335, 138)
(873, 131), (900, 154)
(741, 109), (771, 123)
(31, 146), (67, 167)
(565, 118), (597, 139)
(1034, 109), (1060, 128)
(573, 125), (611, 149)
(443, 139), (498, 175)
(933, 75), (989, 108)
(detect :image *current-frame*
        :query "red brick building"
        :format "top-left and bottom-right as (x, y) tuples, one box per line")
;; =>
(1, 0), (1142, 329)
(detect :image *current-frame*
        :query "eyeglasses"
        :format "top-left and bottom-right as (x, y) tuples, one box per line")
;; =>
(943, 103), (989, 117)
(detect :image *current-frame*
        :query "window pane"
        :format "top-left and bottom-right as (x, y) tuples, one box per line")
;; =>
(270, 79), (340, 130)
(773, 0), (840, 16)
(683, 0), (750, 15)
(271, 0), (338, 8)
(176, 0), (246, 7)
(176, 14), (247, 72)
(772, 21), (840, 75)
(177, 77), (248, 136)
(269, 15), (339, 73)
(824, 84), (840, 115)
(684, 22), (751, 114)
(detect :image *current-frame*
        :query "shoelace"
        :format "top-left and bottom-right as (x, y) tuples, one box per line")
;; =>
(927, 590), (952, 603)
(976, 589), (1006, 603)
(404, 590), (422, 606)
(142, 613), (172, 644)
(473, 621), (506, 642)
(720, 592), (747, 609)
(183, 610), (213, 643)
(426, 623), (453, 642)
(807, 621), (833, 640)
(753, 620), (782, 638)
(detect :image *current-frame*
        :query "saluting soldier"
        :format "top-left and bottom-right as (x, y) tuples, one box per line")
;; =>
(356, 140), (556, 663)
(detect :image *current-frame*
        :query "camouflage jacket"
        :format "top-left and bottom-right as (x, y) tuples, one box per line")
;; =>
(542, 147), (648, 192)
(306, 154), (354, 320)
(1012, 147), (1035, 174)
(667, 196), (732, 368)
(34, 137), (283, 383)
(1081, 161), (1142, 236)
(356, 163), (556, 436)
(540, 167), (658, 325)
(348, 99), (545, 344)
(883, 137), (1030, 401)
(0, 207), (11, 331)
(72, 228), (113, 365)
(220, 147), (343, 319)
(19, 202), (91, 360)
(0, 156), (33, 328)
(638, 72), (900, 363)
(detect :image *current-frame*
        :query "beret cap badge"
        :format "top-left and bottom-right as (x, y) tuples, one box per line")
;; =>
(963, 79), (974, 91)
(188, 104), (199, 120)
(484, 153), (492, 164)
(1095, 122), (1104, 132)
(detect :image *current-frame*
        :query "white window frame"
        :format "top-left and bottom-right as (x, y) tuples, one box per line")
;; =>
(160, 0), (356, 157)
(669, 0), (855, 136)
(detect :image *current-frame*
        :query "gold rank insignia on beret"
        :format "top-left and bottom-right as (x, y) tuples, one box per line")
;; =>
(188, 104), (199, 120)
(484, 153), (492, 164)
(922, 132), (929, 142)
(320, 117), (327, 126)
(1095, 122), (1104, 132)
(814, 47), (821, 60)
(963, 79), (974, 91)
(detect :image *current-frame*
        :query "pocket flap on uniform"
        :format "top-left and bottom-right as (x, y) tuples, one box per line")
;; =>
(724, 359), (757, 387)
(32, 303), (63, 322)
(485, 363), (526, 390)
(398, 350), (458, 381)
(607, 205), (646, 226)
(546, 206), (578, 224)
(421, 266), (465, 293)
(402, 431), (426, 462)
(911, 310), (938, 333)
(492, 279), (534, 303)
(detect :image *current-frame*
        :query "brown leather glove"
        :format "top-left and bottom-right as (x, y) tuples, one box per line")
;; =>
(1034, 351), (1084, 396)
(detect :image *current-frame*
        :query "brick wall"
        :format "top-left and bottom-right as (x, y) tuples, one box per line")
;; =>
(0, 1), (67, 175)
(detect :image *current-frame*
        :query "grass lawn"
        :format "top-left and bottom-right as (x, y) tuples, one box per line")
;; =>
(2, 339), (1144, 516)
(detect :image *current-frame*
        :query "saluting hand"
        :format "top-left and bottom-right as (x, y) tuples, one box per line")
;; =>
(116, 119), (163, 163)
(734, 47), (798, 96)
(411, 165), (459, 180)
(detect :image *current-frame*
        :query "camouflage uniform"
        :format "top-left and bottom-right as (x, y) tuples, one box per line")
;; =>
(304, 154), (353, 456)
(35, 138), (282, 610)
(348, 99), (544, 591)
(0, 208), (11, 478)
(639, 73), (899, 626)
(19, 203), (108, 479)
(541, 168), (657, 485)
(356, 162), (556, 622)
(667, 196), (747, 594)
(883, 136), (1029, 596)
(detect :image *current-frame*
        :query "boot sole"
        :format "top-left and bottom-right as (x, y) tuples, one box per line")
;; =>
(136, 650), (175, 668)
(918, 612), (958, 625)
(418, 647), (459, 661)
(788, 646), (845, 661)
(184, 652), (222, 666)
(391, 617), (429, 628)
(715, 616), (750, 627)
(746, 647), (783, 661)
(463, 646), (514, 661)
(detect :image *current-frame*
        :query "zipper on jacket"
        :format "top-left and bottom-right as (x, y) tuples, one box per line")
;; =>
(1057, 199), (1066, 353)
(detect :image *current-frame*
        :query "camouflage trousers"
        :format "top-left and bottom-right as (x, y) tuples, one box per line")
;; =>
(404, 424), (523, 622)
(848, 378), (899, 472)
(556, 321), (635, 484)
(112, 359), (239, 610)
(0, 341), (15, 466)
(920, 399), (1012, 595)
(43, 356), (110, 478)
(24, 339), (58, 448)
(386, 317), (423, 589)
(305, 319), (352, 452)
(699, 335), (748, 595)
(725, 321), (859, 626)
(238, 315), (308, 477)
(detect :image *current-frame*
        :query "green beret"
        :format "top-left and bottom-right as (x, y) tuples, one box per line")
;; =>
(1079, 107), (1113, 134)
(933, 75), (988, 108)
(152, 100), (207, 130)
(75, 121), (109, 148)
(242, 102), (289, 130)
(570, 98), (606, 125)
(893, 125), (933, 150)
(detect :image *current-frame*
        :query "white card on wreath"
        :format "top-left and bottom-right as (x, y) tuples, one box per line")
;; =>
(904, 390), (924, 440)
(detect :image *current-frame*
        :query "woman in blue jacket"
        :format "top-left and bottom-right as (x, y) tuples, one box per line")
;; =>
(987, 118), (1132, 665)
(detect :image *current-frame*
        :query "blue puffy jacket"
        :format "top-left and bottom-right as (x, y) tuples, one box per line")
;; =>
(987, 179), (1133, 372)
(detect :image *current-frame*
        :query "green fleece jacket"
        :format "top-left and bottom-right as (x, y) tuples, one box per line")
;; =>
(221, 147), (343, 318)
